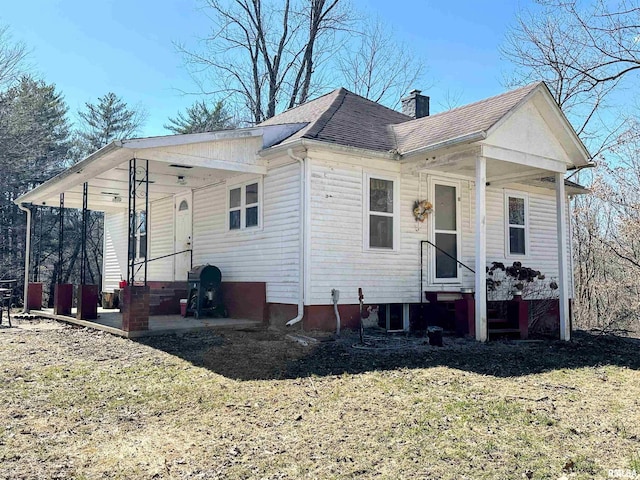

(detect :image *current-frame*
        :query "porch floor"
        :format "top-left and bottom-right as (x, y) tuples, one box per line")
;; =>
(27, 308), (263, 338)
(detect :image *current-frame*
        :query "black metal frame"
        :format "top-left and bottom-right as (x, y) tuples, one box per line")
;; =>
(58, 193), (64, 283)
(127, 158), (149, 286)
(80, 182), (88, 285)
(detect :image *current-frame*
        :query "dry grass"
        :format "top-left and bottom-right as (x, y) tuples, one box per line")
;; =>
(1, 319), (639, 479)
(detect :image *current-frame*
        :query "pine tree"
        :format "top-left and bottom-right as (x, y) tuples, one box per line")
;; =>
(165, 100), (234, 134)
(0, 76), (72, 292)
(76, 92), (146, 153)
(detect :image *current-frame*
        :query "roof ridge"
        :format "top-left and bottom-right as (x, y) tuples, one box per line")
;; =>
(303, 88), (348, 139)
(260, 88), (344, 124)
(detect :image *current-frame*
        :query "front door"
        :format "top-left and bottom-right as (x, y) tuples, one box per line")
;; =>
(432, 181), (461, 283)
(174, 192), (192, 281)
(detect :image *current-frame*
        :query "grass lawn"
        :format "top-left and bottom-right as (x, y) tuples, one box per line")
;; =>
(1, 319), (639, 479)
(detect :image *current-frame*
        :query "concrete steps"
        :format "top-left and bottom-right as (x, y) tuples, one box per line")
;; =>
(147, 282), (188, 316)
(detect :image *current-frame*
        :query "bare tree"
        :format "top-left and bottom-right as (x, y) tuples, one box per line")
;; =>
(0, 25), (28, 89)
(337, 18), (425, 108)
(502, 1), (640, 334)
(501, 1), (640, 152)
(178, 0), (351, 124)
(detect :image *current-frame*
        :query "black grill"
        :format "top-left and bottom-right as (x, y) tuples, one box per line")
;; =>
(186, 265), (227, 319)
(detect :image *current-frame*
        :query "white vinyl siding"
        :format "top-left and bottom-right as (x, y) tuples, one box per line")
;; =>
(102, 211), (127, 292)
(147, 196), (174, 281)
(191, 163), (301, 304)
(306, 151), (572, 306)
(308, 156), (424, 306)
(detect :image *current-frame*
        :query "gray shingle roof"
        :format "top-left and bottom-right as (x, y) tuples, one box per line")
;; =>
(391, 82), (541, 154)
(260, 82), (543, 154)
(259, 88), (411, 151)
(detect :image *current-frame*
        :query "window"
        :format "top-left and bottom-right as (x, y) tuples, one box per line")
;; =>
(506, 194), (527, 255)
(134, 210), (147, 259)
(228, 180), (261, 230)
(366, 175), (396, 250)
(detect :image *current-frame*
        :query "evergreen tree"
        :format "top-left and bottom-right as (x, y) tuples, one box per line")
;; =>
(76, 92), (146, 153)
(0, 76), (72, 293)
(165, 100), (234, 134)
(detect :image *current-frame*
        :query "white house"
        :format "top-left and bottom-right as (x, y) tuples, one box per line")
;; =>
(15, 82), (591, 341)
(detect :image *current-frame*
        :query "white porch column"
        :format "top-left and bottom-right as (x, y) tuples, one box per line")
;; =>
(475, 155), (487, 341)
(556, 172), (571, 341)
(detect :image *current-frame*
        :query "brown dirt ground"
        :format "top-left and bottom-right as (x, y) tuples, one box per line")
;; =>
(1, 317), (639, 479)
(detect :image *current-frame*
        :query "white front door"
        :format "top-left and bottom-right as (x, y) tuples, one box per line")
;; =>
(174, 192), (192, 281)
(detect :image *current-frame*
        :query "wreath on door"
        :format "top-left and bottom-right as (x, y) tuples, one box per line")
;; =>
(413, 199), (433, 223)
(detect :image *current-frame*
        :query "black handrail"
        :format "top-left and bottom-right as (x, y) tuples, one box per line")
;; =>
(133, 249), (193, 266)
(420, 240), (476, 304)
(131, 249), (193, 282)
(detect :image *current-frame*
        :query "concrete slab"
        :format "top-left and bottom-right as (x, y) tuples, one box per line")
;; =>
(23, 308), (263, 338)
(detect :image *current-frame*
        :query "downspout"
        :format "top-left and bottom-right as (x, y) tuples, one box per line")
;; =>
(285, 148), (306, 327)
(17, 203), (32, 313)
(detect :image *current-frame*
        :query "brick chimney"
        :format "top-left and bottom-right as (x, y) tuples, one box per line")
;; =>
(401, 89), (430, 119)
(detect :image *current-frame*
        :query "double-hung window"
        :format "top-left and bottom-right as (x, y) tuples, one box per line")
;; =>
(506, 193), (527, 255)
(229, 180), (260, 230)
(366, 175), (397, 250)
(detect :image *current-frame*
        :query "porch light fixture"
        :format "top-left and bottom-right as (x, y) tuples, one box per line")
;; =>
(112, 196), (122, 203)
(177, 175), (187, 186)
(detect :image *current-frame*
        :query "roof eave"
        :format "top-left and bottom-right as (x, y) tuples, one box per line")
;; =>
(398, 131), (487, 161)
(14, 141), (123, 205)
(258, 138), (399, 160)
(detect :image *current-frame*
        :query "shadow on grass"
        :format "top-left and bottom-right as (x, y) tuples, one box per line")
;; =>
(136, 329), (640, 381)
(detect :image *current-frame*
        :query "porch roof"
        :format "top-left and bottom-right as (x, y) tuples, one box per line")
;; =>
(14, 124), (306, 212)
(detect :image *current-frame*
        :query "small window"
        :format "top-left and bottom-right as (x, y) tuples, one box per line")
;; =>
(178, 200), (189, 211)
(507, 194), (527, 255)
(367, 177), (395, 249)
(134, 210), (147, 259)
(228, 180), (261, 230)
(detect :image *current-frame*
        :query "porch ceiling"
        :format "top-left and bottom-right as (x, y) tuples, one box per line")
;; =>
(402, 144), (586, 194)
(58, 159), (247, 212)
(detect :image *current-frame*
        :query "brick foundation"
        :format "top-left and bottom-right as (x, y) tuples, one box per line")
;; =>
(147, 281), (188, 315)
(27, 283), (43, 311)
(53, 284), (73, 316)
(303, 304), (362, 331)
(222, 282), (267, 322)
(77, 284), (98, 320)
(121, 285), (150, 332)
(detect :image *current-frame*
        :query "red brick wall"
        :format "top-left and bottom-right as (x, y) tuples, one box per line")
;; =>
(121, 285), (150, 332)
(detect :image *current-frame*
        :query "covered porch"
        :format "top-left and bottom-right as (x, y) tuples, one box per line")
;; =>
(15, 126), (301, 335)
(403, 142), (587, 342)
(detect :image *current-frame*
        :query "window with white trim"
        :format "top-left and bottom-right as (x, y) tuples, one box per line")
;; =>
(366, 175), (396, 250)
(134, 210), (147, 259)
(228, 180), (260, 230)
(506, 193), (527, 255)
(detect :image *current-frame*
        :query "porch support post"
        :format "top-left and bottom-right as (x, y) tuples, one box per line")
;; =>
(556, 172), (571, 341)
(54, 193), (72, 316)
(475, 155), (487, 341)
(17, 203), (32, 313)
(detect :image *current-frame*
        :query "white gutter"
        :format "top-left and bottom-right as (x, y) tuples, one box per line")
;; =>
(17, 203), (32, 313)
(285, 148), (306, 327)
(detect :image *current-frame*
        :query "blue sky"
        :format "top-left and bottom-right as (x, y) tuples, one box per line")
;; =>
(2, 0), (527, 137)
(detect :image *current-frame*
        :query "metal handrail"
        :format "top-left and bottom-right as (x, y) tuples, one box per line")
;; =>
(131, 249), (193, 282)
(133, 249), (193, 266)
(420, 240), (477, 304)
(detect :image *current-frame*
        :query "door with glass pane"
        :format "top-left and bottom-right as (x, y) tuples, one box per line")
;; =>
(432, 181), (460, 283)
(174, 192), (192, 281)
